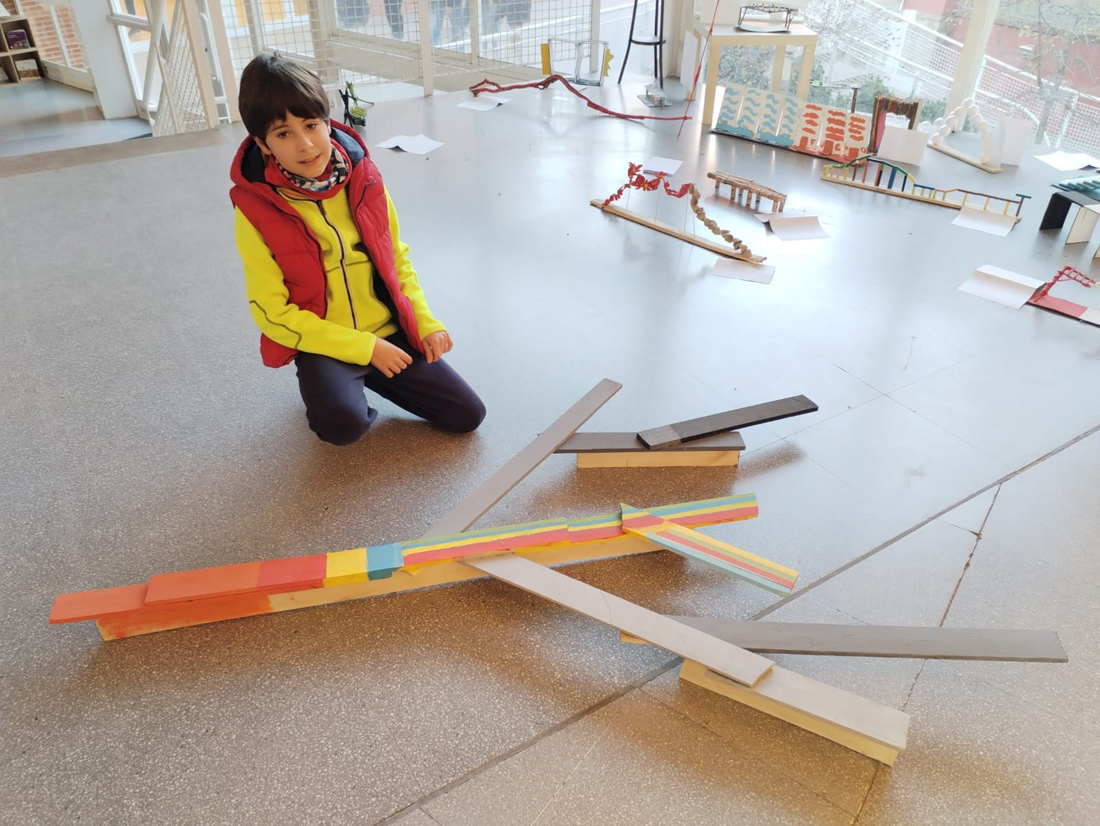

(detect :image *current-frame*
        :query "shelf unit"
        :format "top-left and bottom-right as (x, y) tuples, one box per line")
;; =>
(1, 14), (47, 83)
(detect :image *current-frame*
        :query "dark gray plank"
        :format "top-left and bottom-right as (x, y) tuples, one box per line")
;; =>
(662, 617), (1068, 662)
(423, 378), (622, 537)
(637, 395), (819, 449)
(556, 431), (746, 453)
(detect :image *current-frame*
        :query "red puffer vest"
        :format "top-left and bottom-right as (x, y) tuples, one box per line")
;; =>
(229, 121), (423, 367)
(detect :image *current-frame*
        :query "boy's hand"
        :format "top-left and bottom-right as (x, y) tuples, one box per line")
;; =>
(422, 331), (453, 364)
(370, 338), (414, 378)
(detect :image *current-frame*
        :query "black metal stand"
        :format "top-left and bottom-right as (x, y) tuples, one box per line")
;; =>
(617, 0), (664, 88)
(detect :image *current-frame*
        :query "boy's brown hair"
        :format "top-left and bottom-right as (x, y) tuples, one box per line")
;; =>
(238, 53), (329, 140)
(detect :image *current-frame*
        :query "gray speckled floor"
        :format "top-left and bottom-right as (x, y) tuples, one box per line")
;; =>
(2, 78), (1100, 825)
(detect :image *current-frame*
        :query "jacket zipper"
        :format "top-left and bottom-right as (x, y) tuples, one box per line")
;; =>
(316, 199), (358, 330)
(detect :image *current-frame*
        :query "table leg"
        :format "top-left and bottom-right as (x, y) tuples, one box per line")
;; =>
(702, 43), (719, 126)
(770, 45), (784, 92)
(796, 39), (816, 100)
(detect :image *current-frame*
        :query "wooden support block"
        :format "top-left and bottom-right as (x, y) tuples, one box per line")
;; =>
(621, 505), (797, 595)
(423, 378), (621, 537)
(679, 659), (908, 765)
(464, 553), (774, 687)
(576, 449), (740, 468)
(557, 431), (745, 453)
(637, 395), (818, 449)
(623, 617), (1069, 662)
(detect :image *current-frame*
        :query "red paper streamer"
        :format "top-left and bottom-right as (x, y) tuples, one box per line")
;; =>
(469, 75), (691, 123)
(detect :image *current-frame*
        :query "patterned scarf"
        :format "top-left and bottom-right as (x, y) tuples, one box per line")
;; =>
(272, 143), (350, 194)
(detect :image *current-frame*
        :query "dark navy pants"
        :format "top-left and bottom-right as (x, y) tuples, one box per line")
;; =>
(295, 333), (485, 446)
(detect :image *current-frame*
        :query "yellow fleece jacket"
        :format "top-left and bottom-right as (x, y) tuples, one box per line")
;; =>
(235, 187), (445, 366)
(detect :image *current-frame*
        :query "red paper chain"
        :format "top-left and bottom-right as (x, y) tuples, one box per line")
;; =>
(469, 76), (691, 123)
(601, 162), (693, 207)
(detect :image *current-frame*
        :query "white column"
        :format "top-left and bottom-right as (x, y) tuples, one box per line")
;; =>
(71, 0), (139, 118)
(945, 0), (1001, 114)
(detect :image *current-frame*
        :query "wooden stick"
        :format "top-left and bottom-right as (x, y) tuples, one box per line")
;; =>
(590, 200), (766, 264)
(637, 395), (817, 450)
(621, 617), (1068, 662)
(423, 378), (622, 537)
(929, 141), (1002, 174)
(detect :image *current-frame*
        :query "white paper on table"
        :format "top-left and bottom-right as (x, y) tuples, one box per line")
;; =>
(642, 156), (682, 176)
(760, 214), (829, 240)
(458, 96), (508, 111)
(754, 209), (812, 223)
(876, 125), (927, 166)
(712, 257), (775, 284)
(951, 205), (1017, 237)
(958, 265), (1044, 309)
(375, 134), (445, 154)
(1035, 150), (1100, 171)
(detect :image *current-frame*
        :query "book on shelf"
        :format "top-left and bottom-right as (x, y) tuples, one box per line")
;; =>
(6, 29), (31, 50)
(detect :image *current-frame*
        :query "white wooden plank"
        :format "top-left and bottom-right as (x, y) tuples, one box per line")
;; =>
(465, 554), (773, 687)
(680, 659), (909, 765)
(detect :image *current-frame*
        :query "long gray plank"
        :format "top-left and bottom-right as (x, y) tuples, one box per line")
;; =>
(466, 554), (773, 687)
(637, 395), (818, 450)
(556, 430), (745, 453)
(423, 378), (622, 537)
(662, 617), (1068, 662)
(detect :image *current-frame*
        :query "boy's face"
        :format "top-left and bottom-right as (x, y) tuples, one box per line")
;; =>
(256, 112), (332, 179)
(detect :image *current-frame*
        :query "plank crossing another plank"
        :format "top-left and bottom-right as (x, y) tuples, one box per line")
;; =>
(423, 378), (622, 537)
(637, 395), (818, 450)
(680, 659), (909, 765)
(621, 506), (797, 595)
(623, 617), (1068, 662)
(465, 554), (774, 688)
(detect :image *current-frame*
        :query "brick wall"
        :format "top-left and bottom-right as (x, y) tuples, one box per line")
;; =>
(7, 1), (86, 70)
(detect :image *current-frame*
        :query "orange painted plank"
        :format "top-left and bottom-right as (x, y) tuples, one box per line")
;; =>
(256, 554), (327, 591)
(97, 591), (275, 640)
(144, 561), (263, 606)
(50, 583), (149, 624)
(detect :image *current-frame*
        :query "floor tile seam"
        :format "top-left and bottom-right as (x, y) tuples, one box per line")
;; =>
(750, 421), (1100, 622)
(372, 657), (682, 826)
(917, 658), (1100, 742)
(936, 485), (1001, 628)
(885, 390), (1015, 470)
(778, 433), (906, 520)
(883, 347), (984, 396)
(639, 675), (859, 819)
(527, 726), (610, 826)
(848, 764), (883, 826)
(771, 332), (887, 402)
(771, 390), (885, 441)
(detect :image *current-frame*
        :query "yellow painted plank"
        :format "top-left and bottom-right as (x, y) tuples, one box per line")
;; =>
(324, 548), (368, 586)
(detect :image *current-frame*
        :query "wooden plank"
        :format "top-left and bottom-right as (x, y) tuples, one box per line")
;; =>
(679, 659), (908, 765)
(463, 553), (773, 687)
(590, 200), (767, 264)
(621, 506), (797, 595)
(577, 450), (740, 468)
(145, 561), (263, 606)
(95, 533), (670, 640)
(623, 617), (1068, 662)
(50, 583), (149, 625)
(929, 141), (1003, 174)
(401, 518), (570, 566)
(637, 395), (818, 450)
(557, 431), (745, 453)
(423, 378), (622, 537)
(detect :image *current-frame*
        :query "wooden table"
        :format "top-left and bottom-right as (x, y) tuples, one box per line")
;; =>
(690, 21), (818, 127)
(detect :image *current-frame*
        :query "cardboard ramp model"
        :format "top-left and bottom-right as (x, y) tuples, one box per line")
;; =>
(50, 380), (1066, 765)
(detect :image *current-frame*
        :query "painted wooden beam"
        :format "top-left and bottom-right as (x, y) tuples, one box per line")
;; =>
(637, 395), (818, 450)
(621, 505), (797, 595)
(464, 553), (774, 687)
(422, 378), (622, 537)
(679, 659), (909, 765)
(622, 618), (1068, 662)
